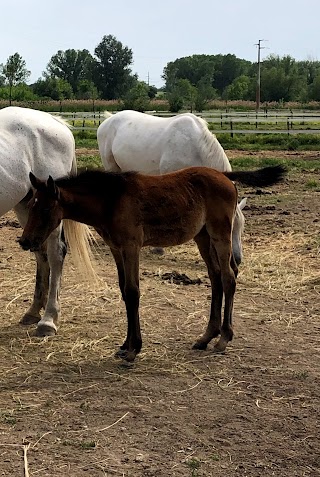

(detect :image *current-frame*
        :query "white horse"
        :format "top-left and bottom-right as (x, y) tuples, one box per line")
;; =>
(0, 106), (95, 336)
(97, 110), (246, 264)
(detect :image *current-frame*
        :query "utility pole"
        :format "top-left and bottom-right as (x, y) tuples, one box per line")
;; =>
(255, 39), (266, 112)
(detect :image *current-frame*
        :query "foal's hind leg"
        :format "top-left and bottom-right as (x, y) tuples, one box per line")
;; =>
(193, 230), (223, 350)
(109, 247), (129, 351)
(113, 245), (142, 362)
(36, 224), (67, 336)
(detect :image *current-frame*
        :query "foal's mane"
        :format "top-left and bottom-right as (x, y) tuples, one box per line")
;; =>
(56, 169), (137, 194)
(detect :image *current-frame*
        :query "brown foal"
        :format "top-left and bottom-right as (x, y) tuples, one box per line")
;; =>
(19, 165), (285, 362)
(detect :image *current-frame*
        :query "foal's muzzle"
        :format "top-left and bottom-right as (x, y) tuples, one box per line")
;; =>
(18, 237), (40, 252)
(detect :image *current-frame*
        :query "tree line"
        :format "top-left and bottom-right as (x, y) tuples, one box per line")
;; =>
(1, 34), (320, 112)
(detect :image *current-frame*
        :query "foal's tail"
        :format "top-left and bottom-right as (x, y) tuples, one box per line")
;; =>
(224, 165), (286, 187)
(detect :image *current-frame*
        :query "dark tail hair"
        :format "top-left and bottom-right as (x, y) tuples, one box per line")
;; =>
(224, 165), (286, 187)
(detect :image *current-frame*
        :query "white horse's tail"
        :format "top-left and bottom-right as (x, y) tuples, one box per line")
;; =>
(102, 111), (113, 119)
(63, 219), (98, 283)
(63, 151), (99, 283)
(51, 114), (74, 129)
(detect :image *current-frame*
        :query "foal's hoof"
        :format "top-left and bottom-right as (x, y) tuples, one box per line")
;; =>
(192, 340), (208, 350)
(115, 348), (136, 362)
(213, 339), (228, 353)
(115, 349), (127, 359)
(20, 313), (40, 326)
(151, 247), (164, 255)
(35, 324), (57, 337)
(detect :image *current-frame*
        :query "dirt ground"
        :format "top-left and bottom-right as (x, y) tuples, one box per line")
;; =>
(0, 151), (319, 476)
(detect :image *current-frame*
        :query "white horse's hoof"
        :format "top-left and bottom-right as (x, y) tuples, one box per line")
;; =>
(36, 323), (57, 337)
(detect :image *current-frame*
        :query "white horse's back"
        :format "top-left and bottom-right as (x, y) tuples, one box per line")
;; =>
(0, 107), (75, 216)
(97, 110), (232, 174)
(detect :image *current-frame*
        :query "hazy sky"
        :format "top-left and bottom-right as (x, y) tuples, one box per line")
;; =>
(2, 0), (319, 87)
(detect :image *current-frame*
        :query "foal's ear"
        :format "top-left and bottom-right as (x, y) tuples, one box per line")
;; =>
(29, 172), (43, 190)
(47, 175), (59, 199)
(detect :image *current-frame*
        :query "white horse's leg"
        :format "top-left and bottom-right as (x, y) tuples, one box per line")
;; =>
(20, 247), (50, 325)
(14, 199), (50, 325)
(14, 199), (66, 335)
(36, 224), (67, 336)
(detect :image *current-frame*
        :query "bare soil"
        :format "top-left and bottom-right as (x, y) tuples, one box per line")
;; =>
(0, 151), (319, 476)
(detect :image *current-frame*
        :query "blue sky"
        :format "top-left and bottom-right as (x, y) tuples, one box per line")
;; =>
(2, 0), (319, 86)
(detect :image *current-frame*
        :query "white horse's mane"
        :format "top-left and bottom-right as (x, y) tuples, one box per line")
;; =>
(188, 114), (231, 172)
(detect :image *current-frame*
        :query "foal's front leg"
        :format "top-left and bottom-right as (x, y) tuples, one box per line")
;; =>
(114, 246), (141, 362)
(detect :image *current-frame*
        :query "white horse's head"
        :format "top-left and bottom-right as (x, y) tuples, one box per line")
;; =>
(232, 198), (247, 266)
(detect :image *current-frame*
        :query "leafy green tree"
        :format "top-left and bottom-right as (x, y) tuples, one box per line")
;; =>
(120, 82), (150, 112)
(308, 75), (320, 101)
(0, 71), (5, 87)
(163, 54), (250, 95)
(0, 83), (37, 101)
(299, 60), (320, 86)
(32, 77), (73, 100)
(163, 55), (215, 91)
(211, 54), (250, 93)
(260, 55), (306, 102)
(194, 76), (217, 112)
(92, 35), (136, 99)
(147, 85), (158, 99)
(167, 78), (196, 112)
(76, 79), (99, 100)
(45, 49), (93, 94)
(1, 53), (30, 104)
(223, 75), (251, 100)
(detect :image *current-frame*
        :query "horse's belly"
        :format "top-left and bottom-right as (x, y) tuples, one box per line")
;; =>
(0, 169), (30, 216)
(143, 218), (205, 248)
(116, 152), (160, 175)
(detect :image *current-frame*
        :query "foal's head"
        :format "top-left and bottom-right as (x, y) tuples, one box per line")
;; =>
(19, 172), (63, 252)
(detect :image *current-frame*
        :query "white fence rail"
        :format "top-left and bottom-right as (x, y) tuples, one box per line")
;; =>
(53, 111), (320, 135)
